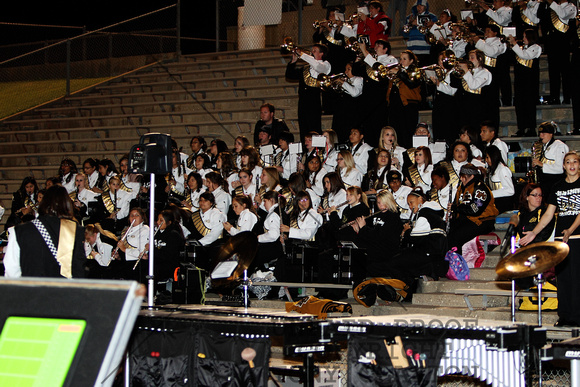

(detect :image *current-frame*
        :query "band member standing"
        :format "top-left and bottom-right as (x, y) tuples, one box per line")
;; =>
(510, 29), (542, 137)
(533, 121), (569, 197)
(357, 1), (392, 47)
(431, 51), (458, 142)
(285, 43), (331, 140)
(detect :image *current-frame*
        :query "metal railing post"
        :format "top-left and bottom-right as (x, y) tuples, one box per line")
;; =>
(65, 40), (71, 96)
(298, 0), (303, 45)
(216, 0), (220, 52)
(176, 0), (181, 60)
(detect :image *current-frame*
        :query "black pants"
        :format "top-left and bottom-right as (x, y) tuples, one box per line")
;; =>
(556, 238), (580, 323)
(545, 31), (572, 102)
(448, 218), (495, 256)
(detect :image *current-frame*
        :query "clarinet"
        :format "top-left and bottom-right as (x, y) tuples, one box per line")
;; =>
(445, 183), (455, 234)
(133, 223), (162, 270)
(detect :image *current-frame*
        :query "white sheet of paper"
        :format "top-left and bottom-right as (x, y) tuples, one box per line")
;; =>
(413, 135), (429, 148)
(289, 142), (303, 154)
(260, 144), (276, 156)
(312, 135), (326, 148)
(211, 261), (238, 279)
(461, 10), (474, 20)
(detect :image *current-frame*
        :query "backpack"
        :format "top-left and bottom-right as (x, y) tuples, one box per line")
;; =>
(445, 247), (470, 281)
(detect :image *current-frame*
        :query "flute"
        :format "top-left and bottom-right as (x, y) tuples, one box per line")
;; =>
(338, 209), (387, 230)
(132, 222), (162, 270)
(323, 199), (349, 214)
(110, 219), (136, 265)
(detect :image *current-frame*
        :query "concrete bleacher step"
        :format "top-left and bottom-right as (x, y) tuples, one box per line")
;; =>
(412, 292), (509, 308)
(417, 279), (512, 293)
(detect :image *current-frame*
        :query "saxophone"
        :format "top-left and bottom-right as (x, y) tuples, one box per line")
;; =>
(527, 141), (542, 183)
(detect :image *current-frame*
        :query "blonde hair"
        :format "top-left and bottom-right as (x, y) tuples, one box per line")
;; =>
(347, 186), (368, 207)
(379, 126), (399, 150)
(85, 223), (118, 242)
(338, 150), (357, 177)
(376, 190), (398, 212)
(262, 166), (280, 190)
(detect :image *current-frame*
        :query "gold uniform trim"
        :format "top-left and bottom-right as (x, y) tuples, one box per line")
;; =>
(484, 56), (497, 68)
(323, 30), (343, 46)
(520, 11), (537, 27)
(516, 56), (533, 68)
(551, 9), (569, 33)
(488, 18), (504, 34)
(461, 79), (482, 95)
(101, 191), (118, 214)
(191, 210), (211, 237)
(303, 66), (321, 88)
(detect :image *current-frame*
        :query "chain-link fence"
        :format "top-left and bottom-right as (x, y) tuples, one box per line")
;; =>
(0, 4), (178, 119)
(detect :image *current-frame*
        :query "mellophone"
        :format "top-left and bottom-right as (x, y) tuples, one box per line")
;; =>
(130, 307), (546, 387)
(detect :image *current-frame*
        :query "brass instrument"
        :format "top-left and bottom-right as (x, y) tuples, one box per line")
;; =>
(280, 37), (311, 56)
(319, 73), (352, 93)
(527, 141), (542, 183)
(443, 52), (474, 77)
(344, 37), (364, 58)
(372, 62), (400, 79)
(313, 20), (338, 29)
(345, 14), (359, 27)
(418, 64), (446, 83)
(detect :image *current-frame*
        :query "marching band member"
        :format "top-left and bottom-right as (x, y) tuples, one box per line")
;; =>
(71, 173), (99, 223)
(459, 126), (483, 159)
(480, 121), (509, 164)
(253, 190), (283, 275)
(193, 153), (212, 179)
(216, 152), (239, 192)
(186, 136), (207, 170)
(448, 163), (499, 256)
(348, 127), (374, 174)
(319, 172), (348, 219)
(300, 131), (321, 171)
(455, 49), (493, 130)
(404, 145), (433, 193)
(364, 149), (392, 197)
(285, 43), (331, 139)
(431, 50), (458, 142)
(224, 195), (258, 236)
(510, 29), (542, 137)
(378, 126), (406, 172)
(288, 172), (321, 212)
(281, 190), (323, 242)
(449, 24), (468, 59)
(331, 63), (364, 142)
(231, 168), (258, 203)
(329, 186), (370, 242)
(84, 223), (118, 278)
(337, 149), (363, 188)
(485, 145), (515, 213)
(94, 176), (131, 235)
(274, 131), (297, 181)
(233, 136), (250, 170)
(167, 150), (192, 201)
(386, 50), (422, 148)
(387, 170), (412, 222)
(6, 176), (38, 228)
(357, 1), (392, 47)
(514, 0), (540, 35)
(59, 158), (78, 194)
(204, 172), (231, 215)
(95, 159), (119, 194)
(82, 158), (100, 190)
(430, 165), (457, 220)
(116, 207), (149, 281)
(182, 172), (206, 212)
(119, 155), (140, 201)
(185, 192), (226, 270)
(239, 146), (263, 189)
(533, 121), (569, 197)
(152, 210), (185, 297)
(322, 129), (340, 171)
(257, 167), (284, 203)
(303, 155), (327, 199)
(391, 187), (448, 282)
(359, 40), (397, 140)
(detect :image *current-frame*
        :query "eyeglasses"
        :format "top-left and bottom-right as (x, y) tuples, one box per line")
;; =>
(529, 193), (543, 197)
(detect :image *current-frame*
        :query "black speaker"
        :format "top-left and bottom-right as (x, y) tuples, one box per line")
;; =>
(173, 265), (206, 304)
(129, 133), (172, 174)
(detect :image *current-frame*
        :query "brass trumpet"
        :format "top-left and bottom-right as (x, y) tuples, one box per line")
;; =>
(319, 73), (352, 93)
(313, 20), (338, 29)
(451, 58), (474, 77)
(280, 37), (311, 56)
(344, 37), (364, 59)
(418, 64), (446, 83)
(372, 62), (400, 79)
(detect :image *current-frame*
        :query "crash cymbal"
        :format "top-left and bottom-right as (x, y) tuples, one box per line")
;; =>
(495, 241), (569, 279)
(210, 232), (259, 287)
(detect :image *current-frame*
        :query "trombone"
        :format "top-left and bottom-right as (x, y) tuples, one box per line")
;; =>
(280, 37), (311, 56)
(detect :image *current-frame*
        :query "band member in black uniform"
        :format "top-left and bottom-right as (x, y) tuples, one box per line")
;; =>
(285, 43), (331, 140)
(431, 50), (458, 143)
(448, 163), (499, 256)
(538, 0), (576, 105)
(363, 149), (392, 199)
(4, 186), (86, 279)
(349, 190), (404, 306)
(152, 210), (185, 297)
